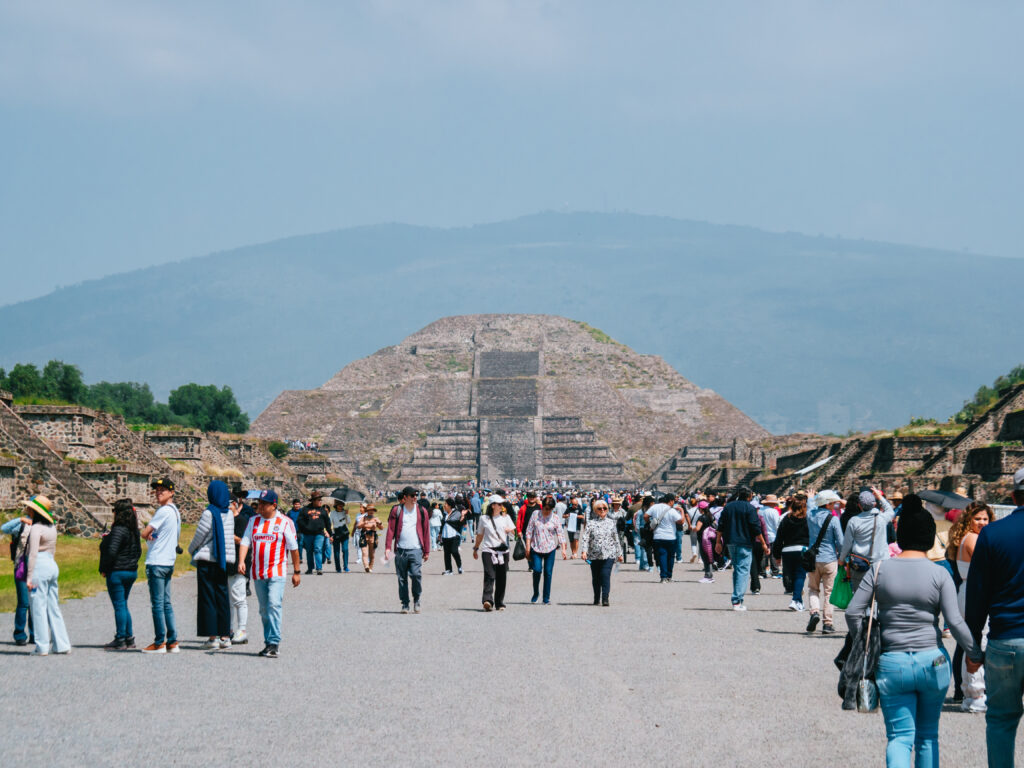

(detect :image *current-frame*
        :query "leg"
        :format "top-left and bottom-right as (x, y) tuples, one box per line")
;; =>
(984, 638), (1024, 768)
(530, 552), (542, 600)
(14, 578), (31, 643)
(590, 559), (603, 602)
(807, 565), (823, 616)
(699, 546), (712, 578)
(600, 559), (614, 602)
(675, 530), (683, 562)
(254, 579), (271, 645)
(877, 652), (918, 768)
(912, 649), (951, 768)
(29, 571), (51, 653)
(482, 556), (496, 606)
(107, 573), (127, 640)
(312, 535), (324, 571)
(542, 550), (555, 603)
(303, 536), (315, 572)
(792, 562), (807, 607)
(820, 561), (838, 625)
(213, 567), (231, 638)
(341, 538), (349, 571)
(729, 545), (752, 605)
(408, 549), (423, 603)
(264, 577), (284, 645)
(332, 539), (342, 571)
(395, 550), (410, 608)
(749, 543), (762, 592)
(229, 573), (247, 635)
(195, 562), (216, 637)
(494, 558), (508, 608)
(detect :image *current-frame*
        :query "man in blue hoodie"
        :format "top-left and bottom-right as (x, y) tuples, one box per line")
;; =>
(966, 467), (1024, 767)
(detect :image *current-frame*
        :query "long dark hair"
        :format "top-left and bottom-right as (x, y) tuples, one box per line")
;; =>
(113, 498), (140, 536)
(32, 511), (53, 527)
(840, 493), (862, 532)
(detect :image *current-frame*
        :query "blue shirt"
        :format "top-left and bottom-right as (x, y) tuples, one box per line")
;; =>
(471, 495), (482, 516)
(966, 506), (1024, 644)
(806, 507), (843, 563)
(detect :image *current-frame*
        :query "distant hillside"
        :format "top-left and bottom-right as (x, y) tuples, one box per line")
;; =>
(1, 211), (1021, 435)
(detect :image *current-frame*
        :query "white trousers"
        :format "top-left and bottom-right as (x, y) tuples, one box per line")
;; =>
(228, 573), (248, 633)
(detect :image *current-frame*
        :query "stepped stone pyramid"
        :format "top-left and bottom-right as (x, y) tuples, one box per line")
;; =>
(252, 314), (769, 487)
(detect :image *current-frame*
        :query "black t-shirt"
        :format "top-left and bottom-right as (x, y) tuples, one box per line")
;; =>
(231, 509), (254, 568)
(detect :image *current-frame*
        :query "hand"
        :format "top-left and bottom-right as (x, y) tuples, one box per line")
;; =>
(423, 553), (429, 562)
(562, 550), (568, 560)
(237, 562), (246, 575)
(473, 549), (479, 560)
(966, 657), (983, 674)
(617, 557), (623, 563)
(26, 580), (34, 590)
(100, 572), (106, 579)
(292, 573), (301, 588)
(714, 540), (723, 556)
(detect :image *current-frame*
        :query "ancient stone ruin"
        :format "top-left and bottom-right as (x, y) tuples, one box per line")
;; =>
(252, 314), (769, 488)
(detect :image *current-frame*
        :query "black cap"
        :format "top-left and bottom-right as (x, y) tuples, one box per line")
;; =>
(400, 485), (418, 498)
(150, 477), (175, 492)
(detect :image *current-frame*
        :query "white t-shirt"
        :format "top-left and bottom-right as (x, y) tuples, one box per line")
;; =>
(479, 514), (516, 550)
(648, 503), (682, 541)
(146, 503), (180, 566)
(397, 505), (421, 550)
(430, 508), (443, 525)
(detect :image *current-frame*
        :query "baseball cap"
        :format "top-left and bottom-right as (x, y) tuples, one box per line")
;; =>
(150, 477), (175, 492)
(258, 489), (279, 505)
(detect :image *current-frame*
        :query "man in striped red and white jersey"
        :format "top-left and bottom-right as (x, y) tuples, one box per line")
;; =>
(238, 490), (300, 658)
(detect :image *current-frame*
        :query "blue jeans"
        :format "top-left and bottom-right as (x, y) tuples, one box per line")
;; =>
(332, 537), (349, 571)
(636, 538), (650, 571)
(728, 545), (753, 605)
(782, 551), (807, 604)
(14, 578), (32, 643)
(985, 637), (1024, 768)
(674, 529), (684, 562)
(530, 549), (556, 603)
(590, 558), (614, 602)
(320, 534), (331, 562)
(146, 564), (177, 645)
(876, 648), (950, 768)
(106, 570), (137, 640)
(394, 548), (423, 608)
(297, 533), (306, 562)
(253, 576), (285, 645)
(304, 534), (324, 571)
(653, 539), (675, 579)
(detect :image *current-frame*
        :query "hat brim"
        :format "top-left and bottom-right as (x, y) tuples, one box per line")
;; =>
(23, 497), (54, 523)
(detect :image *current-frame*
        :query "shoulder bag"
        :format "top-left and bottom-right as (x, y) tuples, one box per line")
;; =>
(801, 513), (832, 572)
(848, 515), (878, 572)
(856, 561), (883, 713)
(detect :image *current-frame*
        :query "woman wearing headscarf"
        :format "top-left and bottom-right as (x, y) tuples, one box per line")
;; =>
(99, 498), (142, 650)
(845, 494), (979, 767)
(188, 480), (235, 650)
(23, 495), (71, 655)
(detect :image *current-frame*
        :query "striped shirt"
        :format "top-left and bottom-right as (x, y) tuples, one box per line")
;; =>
(241, 512), (298, 580)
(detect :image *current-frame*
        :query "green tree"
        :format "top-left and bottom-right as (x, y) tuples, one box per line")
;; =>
(168, 383), (249, 433)
(41, 360), (88, 403)
(267, 440), (289, 459)
(6, 363), (43, 398)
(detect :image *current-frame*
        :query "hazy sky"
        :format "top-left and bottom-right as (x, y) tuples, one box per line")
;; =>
(1, 1), (1021, 306)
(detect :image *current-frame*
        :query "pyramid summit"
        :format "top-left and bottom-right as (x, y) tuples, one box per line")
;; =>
(251, 314), (768, 487)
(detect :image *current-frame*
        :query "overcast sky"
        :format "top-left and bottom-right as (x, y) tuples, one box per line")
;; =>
(1, 1), (1021, 306)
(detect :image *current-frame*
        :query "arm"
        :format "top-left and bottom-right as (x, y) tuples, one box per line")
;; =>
(472, 527), (484, 560)
(188, 510), (212, 556)
(965, 530), (993, 649)
(839, 524), (854, 563)
(383, 508), (397, 555)
(1, 517), (27, 535)
(843, 563), (875, 636)
(939, 570), (979, 659)
(236, 516), (254, 574)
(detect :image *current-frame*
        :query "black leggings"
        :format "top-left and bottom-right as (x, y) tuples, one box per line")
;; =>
(442, 537), (462, 571)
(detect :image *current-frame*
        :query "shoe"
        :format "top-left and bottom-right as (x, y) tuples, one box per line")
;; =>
(231, 630), (248, 645)
(531, 595), (539, 603)
(364, 566), (370, 573)
(104, 638), (127, 651)
(219, 638), (232, 649)
(699, 576), (714, 584)
(497, 606), (506, 611)
(124, 636), (136, 649)
(166, 641), (180, 653)
(593, 598), (601, 606)
(483, 601), (493, 612)
(941, 628), (952, 639)
(55, 648), (71, 655)
(344, 568), (350, 573)
(325, 559), (331, 564)
(413, 602), (421, 614)
(458, 567), (463, 574)
(733, 603), (747, 611)
(31, 649), (49, 656)
(265, 644), (279, 658)
(543, 600), (551, 605)
(201, 639), (220, 650)
(14, 639), (28, 646)
(442, 570), (452, 575)
(752, 589), (761, 595)
(305, 569), (312, 575)
(689, 555), (698, 563)
(822, 624), (836, 635)
(400, 605), (410, 614)
(963, 704), (987, 714)
(788, 600), (798, 611)
(141, 643), (166, 654)
(602, 600), (609, 607)
(258, 645), (271, 657)
(794, 603), (805, 612)
(367, 569), (373, 573)
(806, 614), (821, 633)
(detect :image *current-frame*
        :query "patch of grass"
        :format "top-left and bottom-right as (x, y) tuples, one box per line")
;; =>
(0, 524), (197, 613)
(575, 321), (622, 347)
(12, 396), (74, 406)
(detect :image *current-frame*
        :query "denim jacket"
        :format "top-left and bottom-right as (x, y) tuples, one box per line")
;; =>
(806, 507), (843, 563)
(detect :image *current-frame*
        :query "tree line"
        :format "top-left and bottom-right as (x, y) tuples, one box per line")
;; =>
(954, 364), (1024, 424)
(0, 360), (249, 433)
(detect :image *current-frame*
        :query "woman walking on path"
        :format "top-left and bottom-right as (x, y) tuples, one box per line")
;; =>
(357, 505), (383, 572)
(846, 494), (980, 768)
(23, 495), (71, 656)
(440, 498), (466, 574)
(693, 501), (717, 583)
(772, 496), (809, 611)
(188, 480), (235, 650)
(582, 499), (623, 606)
(99, 499), (142, 650)
(947, 501), (991, 711)
(473, 497), (516, 611)
(524, 496), (568, 605)
(429, 502), (443, 552)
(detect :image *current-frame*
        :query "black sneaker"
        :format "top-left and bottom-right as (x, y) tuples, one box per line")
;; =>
(258, 645), (271, 657)
(822, 624), (836, 634)
(602, 600), (610, 607)
(124, 636), (136, 649)
(265, 645), (279, 658)
(103, 638), (127, 651)
(14, 639), (28, 647)
(806, 614), (821, 633)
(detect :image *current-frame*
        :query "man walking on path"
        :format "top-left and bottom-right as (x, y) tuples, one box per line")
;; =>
(238, 489), (300, 659)
(758, 495), (782, 577)
(839, 487), (895, 593)
(140, 478), (180, 654)
(633, 495), (654, 572)
(715, 488), (770, 610)
(645, 493), (685, 582)
(384, 486), (431, 614)
(966, 467), (1024, 767)
(298, 492), (330, 575)
(805, 490), (844, 634)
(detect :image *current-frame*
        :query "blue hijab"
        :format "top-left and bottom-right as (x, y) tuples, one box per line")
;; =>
(206, 481), (231, 571)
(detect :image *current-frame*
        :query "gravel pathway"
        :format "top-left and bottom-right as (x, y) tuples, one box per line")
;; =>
(1, 550), (1015, 766)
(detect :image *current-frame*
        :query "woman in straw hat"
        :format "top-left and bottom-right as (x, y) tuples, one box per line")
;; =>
(22, 495), (72, 655)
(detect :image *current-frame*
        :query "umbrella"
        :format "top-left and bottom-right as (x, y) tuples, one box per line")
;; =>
(917, 489), (972, 509)
(327, 486), (365, 504)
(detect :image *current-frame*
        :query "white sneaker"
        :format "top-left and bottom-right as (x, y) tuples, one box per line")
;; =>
(201, 639), (219, 650)
(733, 603), (747, 611)
(218, 638), (232, 650)
(699, 576), (714, 584)
(231, 630), (248, 645)
(788, 600), (798, 611)
(794, 602), (805, 612)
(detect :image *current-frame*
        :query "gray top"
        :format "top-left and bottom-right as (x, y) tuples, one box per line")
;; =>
(845, 558), (978, 659)
(839, 498), (895, 563)
(188, 509), (236, 565)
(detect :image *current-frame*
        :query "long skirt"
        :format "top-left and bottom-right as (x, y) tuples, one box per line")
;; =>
(196, 561), (231, 637)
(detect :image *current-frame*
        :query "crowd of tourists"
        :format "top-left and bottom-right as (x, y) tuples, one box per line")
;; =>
(5, 468), (1024, 767)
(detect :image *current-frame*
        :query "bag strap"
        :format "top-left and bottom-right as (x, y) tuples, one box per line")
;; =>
(809, 511), (831, 553)
(866, 514), (878, 559)
(861, 561), (882, 679)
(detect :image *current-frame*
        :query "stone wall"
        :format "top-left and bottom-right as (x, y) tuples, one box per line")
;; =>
(15, 406), (100, 460)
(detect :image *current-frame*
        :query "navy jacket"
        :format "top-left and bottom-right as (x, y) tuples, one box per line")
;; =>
(718, 500), (761, 547)
(966, 507), (1024, 645)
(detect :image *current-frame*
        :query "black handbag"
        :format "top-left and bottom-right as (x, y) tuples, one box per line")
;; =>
(512, 535), (527, 561)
